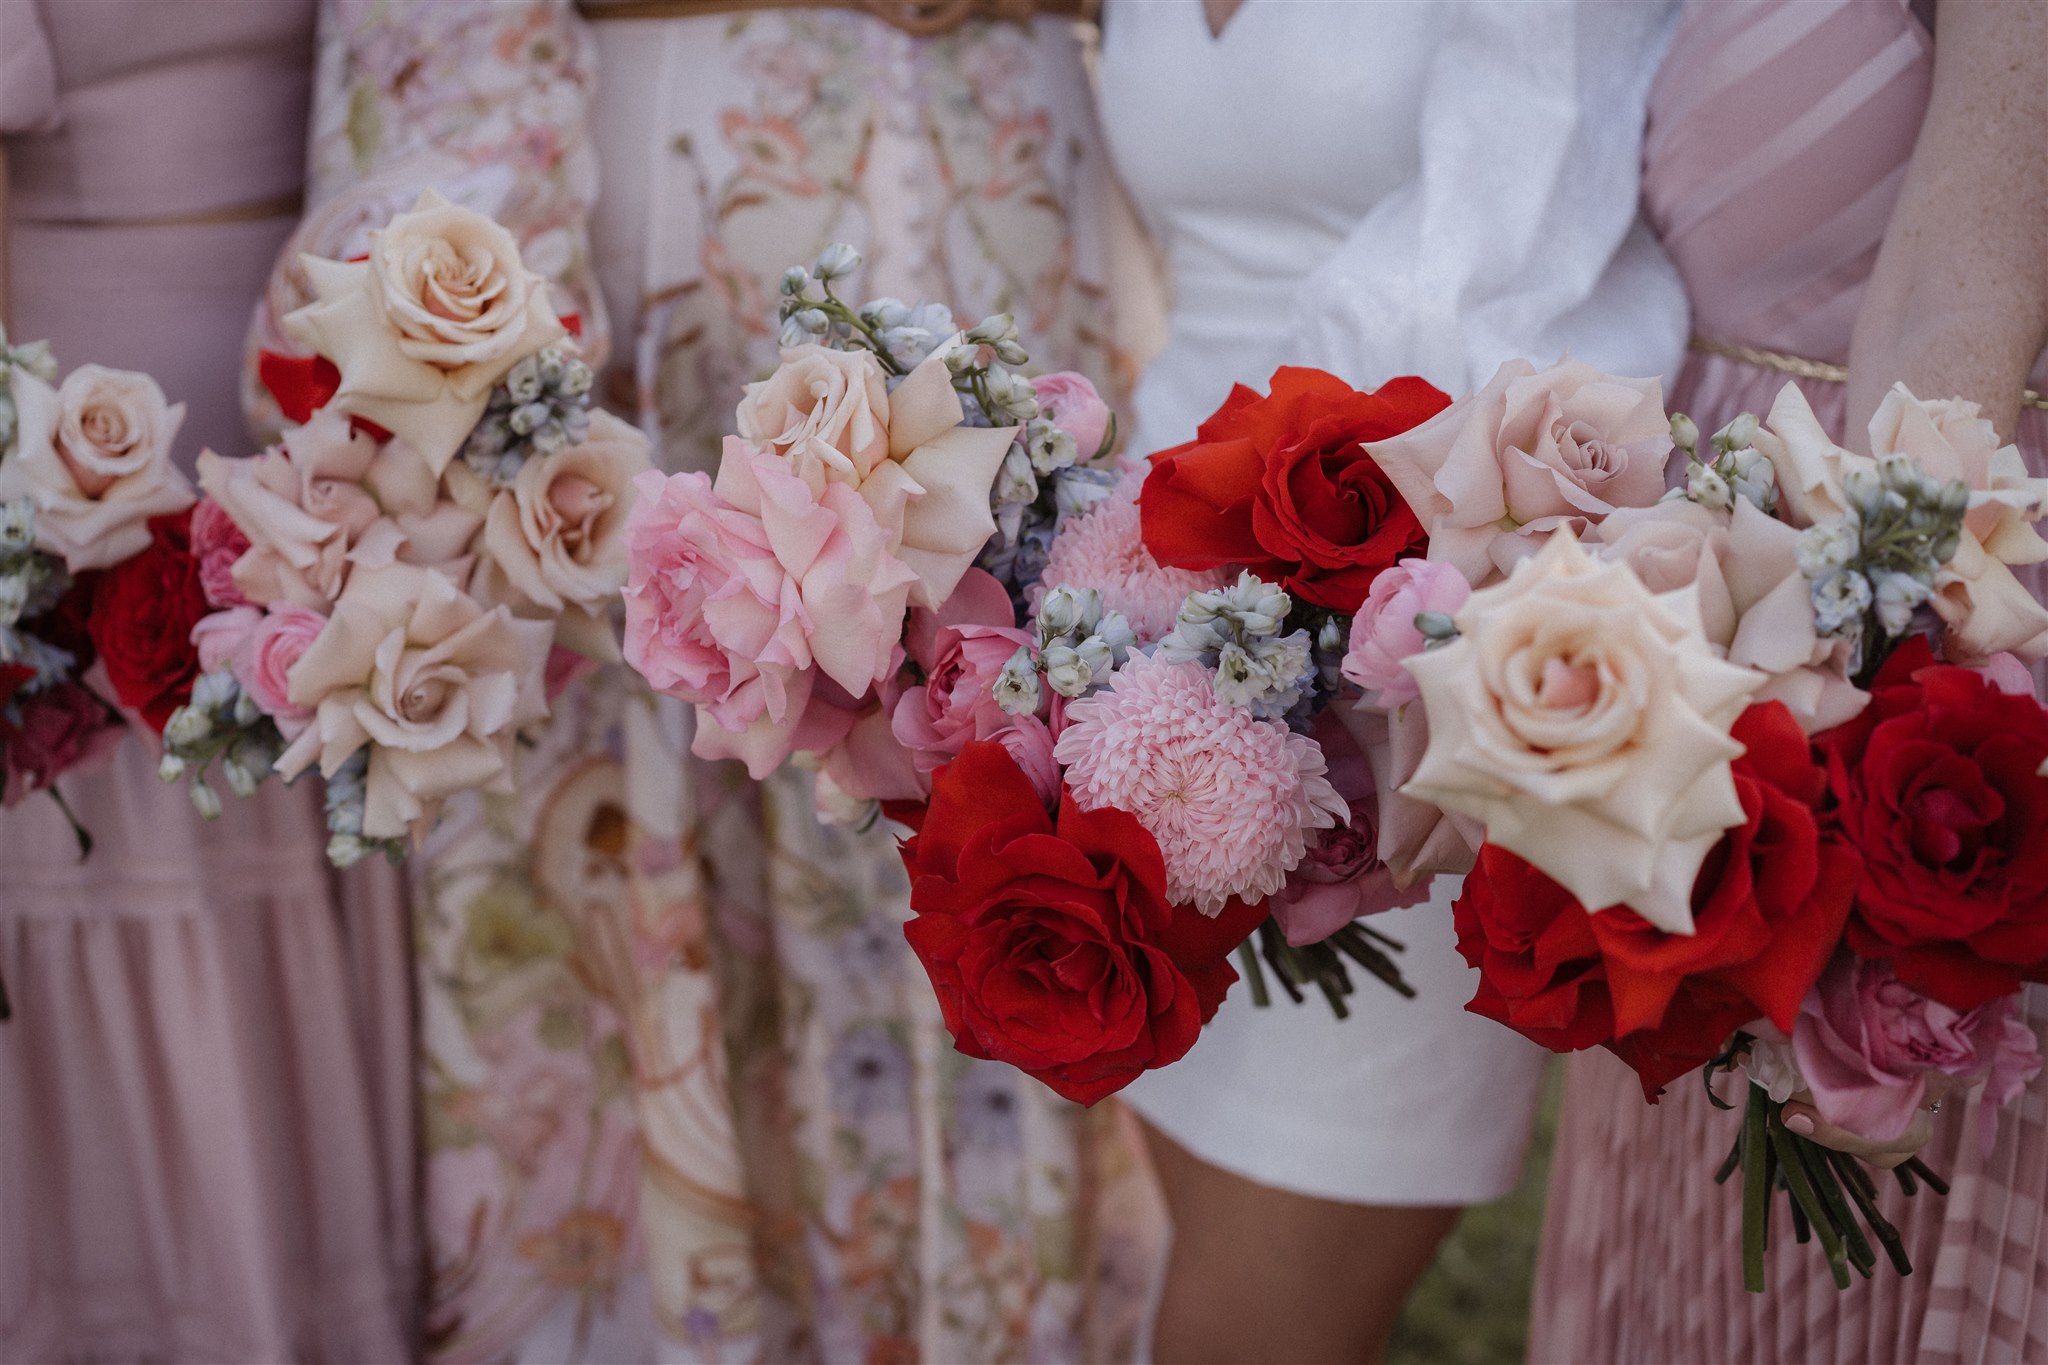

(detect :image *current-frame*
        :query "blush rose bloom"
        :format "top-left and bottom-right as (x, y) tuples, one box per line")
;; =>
(282, 190), (566, 474)
(1032, 371), (1111, 458)
(1592, 498), (1867, 733)
(0, 366), (195, 571)
(736, 340), (1016, 611)
(1794, 955), (2042, 1152)
(622, 442), (920, 779)
(473, 409), (652, 658)
(275, 563), (553, 842)
(1340, 558), (1472, 708)
(1266, 712), (1430, 945)
(197, 408), (481, 610)
(189, 497), (254, 609)
(1368, 358), (1673, 583)
(1403, 530), (1765, 933)
(736, 343), (893, 484)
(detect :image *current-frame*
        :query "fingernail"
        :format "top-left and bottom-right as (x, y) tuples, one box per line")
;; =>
(1785, 1113), (1815, 1137)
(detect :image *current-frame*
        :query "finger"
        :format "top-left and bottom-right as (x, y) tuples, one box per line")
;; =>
(1779, 1101), (1932, 1169)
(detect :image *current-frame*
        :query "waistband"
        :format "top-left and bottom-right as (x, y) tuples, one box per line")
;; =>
(1690, 335), (2047, 412)
(17, 191), (306, 232)
(577, 0), (1094, 34)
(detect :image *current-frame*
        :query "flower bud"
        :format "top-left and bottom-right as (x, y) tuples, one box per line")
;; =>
(993, 646), (1043, 716)
(1668, 413), (1699, 456)
(163, 704), (213, 749)
(1713, 412), (1758, 452)
(812, 242), (861, 281)
(1041, 643), (1094, 698)
(189, 782), (223, 821)
(781, 266), (813, 296)
(158, 752), (187, 783)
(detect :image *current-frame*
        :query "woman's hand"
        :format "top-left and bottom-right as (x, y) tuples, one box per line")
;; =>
(1778, 1073), (1965, 1171)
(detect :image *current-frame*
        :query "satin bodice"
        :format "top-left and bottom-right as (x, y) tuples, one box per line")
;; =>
(0, 0), (316, 223)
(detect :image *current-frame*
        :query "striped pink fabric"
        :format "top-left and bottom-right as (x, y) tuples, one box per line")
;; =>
(1529, 2), (2048, 1361)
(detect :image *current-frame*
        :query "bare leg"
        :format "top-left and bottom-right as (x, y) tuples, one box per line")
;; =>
(1141, 1118), (1461, 1365)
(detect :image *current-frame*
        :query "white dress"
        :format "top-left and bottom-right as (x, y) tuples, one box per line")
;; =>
(1097, 0), (1691, 1204)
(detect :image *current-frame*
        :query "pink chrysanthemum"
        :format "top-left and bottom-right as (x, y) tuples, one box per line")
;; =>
(1032, 476), (1229, 643)
(1053, 652), (1347, 914)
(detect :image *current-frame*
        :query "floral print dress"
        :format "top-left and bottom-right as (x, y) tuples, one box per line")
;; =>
(254, 4), (1163, 1361)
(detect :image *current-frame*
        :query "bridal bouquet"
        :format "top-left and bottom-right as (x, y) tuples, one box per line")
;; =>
(165, 191), (649, 866)
(624, 245), (1469, 1102)
(0, 329), (200, 848)
(1376, 360), (2048, 1290)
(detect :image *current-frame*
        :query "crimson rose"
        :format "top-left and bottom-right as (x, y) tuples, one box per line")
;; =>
(88, 510), (208, 732)
(901, 740), (1265, 1104)
(1138, 367), (1447, 611)
(1456, 703), (1855, 1097)
(3, 682), (122, 805)
(1818, 635), (2048, 1009)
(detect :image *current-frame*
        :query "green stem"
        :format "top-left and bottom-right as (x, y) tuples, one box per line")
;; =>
(1903, 1157), (1949, 1196)
(1742, 1084), (1770, 1293)
(1769, 1111), (1853, 1290)
(1236, 940), (1271, 1009)
(1828, 1149), (1913, 1277)
(45, 785), (91, 860)
(1796, 1138), (1876, 1277)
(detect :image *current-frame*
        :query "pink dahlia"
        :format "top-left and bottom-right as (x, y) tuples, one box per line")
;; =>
(1053, 651), (1347, 914)
(1032, 475), (1229, 643)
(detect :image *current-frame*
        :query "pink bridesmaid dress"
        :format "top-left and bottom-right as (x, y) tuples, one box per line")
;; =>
(1529, 2), (2048, 1362)
(0, 3), (417, 1359)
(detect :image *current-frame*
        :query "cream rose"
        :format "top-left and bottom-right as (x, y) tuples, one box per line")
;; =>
(198, 409), (483, 610)
(1403, 530), (1765, 933)
(1593, 499), (1867, 732)
(475, 410), (652, 658)
(847, 338), (1016, 609)
(0, 367), (194, 570)
(274, 563), (552, 842)
(1865, 384), (2048, 662)
(1367, 358), (1672, 583)
(1749, 382), (1870, 529)
(282, 190), (565, 475)
(736, 344), (892, 484)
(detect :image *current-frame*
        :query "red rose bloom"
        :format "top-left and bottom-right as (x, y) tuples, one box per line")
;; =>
(3, 682), (123, 805)
(901, 740), (1265, 1104)
(1138, 367), (1448, 611)
(1456, 703), (1856, 1097)
(1818, 636), (2048, 1009)
(87, 510), (208, 733)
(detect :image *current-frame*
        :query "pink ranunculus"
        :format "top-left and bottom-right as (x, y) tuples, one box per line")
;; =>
(1267, 713), (1431, 945)
(238, 605), (328, 736)
(1032, 371), (1112, 459)
(1340, 558), (1471, 708)
(891, 567), (1032, 771)
(1974, 652), (2036, 698)
(191, 606), (262, 676)
(3, 682), (125, 806)
(1795, 954), (2043, 1154)
(188, 497), (254, 609)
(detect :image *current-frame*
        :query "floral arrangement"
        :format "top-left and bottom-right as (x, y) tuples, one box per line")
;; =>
(164, 191), (650, 865)
(1372, 363), (2048, 1290)
(622, 249), (1448, 1103)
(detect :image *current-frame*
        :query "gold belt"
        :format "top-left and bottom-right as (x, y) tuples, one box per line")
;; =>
(23, 190), (306, 232)
(1690, 335), (2048, 412)
(576, 0), (1095, 34)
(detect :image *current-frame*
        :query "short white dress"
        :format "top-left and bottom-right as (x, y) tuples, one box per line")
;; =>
(1096, 0), (1692, 1204)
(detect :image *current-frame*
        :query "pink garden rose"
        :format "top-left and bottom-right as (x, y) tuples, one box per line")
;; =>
(239, 606), (328, 737)
(993, 715), (1060, 806)
(622, 440), (918, 779)
(1367, 358), (1672, 583)
(1267, 713), (1429, 945)
(1032, 371), (1111, 458)
(189, 497), (254, 609)
(1340, 558), (1471, 708)
(891, 568), (1033, 772)
(1795, 954), (2042, 1153)
(192, 606), (261, 676)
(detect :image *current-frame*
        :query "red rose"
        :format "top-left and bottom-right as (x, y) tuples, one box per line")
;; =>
(87, 510), (208, 732)
(1818, 635), (2048, 1009)
(901, 740), (1265, 1104)
(1138, 367), (1448, 611)
(3, 682), (123, 805)
(27, 572), (100, 674)
(1456, 703), (1857, 1098)
(1591, 702), (1856, 1036)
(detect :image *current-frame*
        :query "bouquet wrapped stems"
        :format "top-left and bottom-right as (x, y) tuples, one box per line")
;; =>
(1235, 918), (1414, 1019)
(1712, 1040), (1947, 1292)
